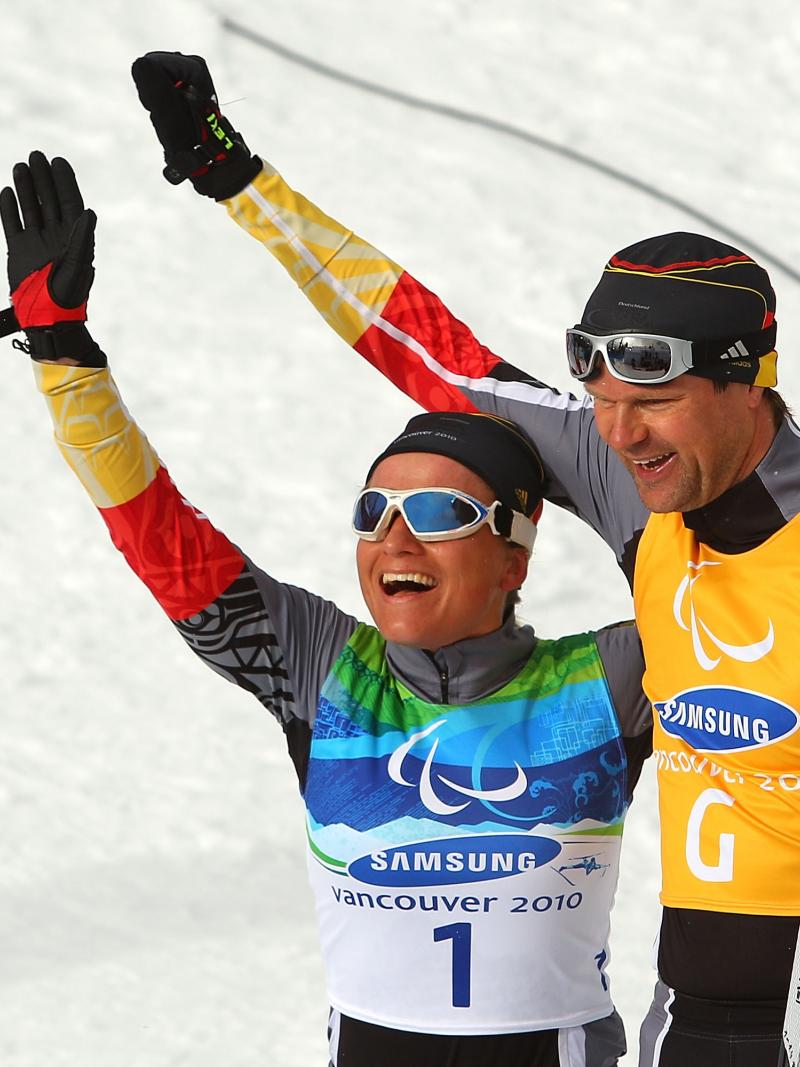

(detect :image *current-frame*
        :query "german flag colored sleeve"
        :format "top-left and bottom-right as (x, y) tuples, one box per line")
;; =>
(34, 362), (245, 620)
(221, 162), (504, 414)
(220, 163), (648, 578)
(33, 362), (358, 779)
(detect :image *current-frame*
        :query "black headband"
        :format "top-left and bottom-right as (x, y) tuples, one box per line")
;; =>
(368, 412), (545, 518)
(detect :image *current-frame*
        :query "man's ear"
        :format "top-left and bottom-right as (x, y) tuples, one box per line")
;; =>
(501, 545), (530, 592)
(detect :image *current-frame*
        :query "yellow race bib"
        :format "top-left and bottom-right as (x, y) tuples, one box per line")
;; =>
(635, 512), (800, 915)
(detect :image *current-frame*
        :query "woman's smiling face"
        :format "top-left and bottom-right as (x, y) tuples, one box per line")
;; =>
(356, 452), (529, 651)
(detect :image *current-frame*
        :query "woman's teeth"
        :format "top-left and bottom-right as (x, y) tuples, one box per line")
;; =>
(381, 572), (437, 593)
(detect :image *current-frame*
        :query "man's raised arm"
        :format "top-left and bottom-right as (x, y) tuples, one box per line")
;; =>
(132, 51), (646, 579)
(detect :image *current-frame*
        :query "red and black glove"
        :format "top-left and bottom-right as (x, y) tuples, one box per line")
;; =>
(0, 151), (104, 365)
(132, 51), (262, 200)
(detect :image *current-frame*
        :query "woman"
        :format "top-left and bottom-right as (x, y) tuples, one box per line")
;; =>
(1, 152), (651, 1066)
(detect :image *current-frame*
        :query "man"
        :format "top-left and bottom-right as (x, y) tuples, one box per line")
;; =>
(128, 51), (800, 1066)
(1, 151), (651, 1066)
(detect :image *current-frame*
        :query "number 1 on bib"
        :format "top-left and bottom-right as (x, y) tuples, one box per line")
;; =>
(434, 922), (472, 1008)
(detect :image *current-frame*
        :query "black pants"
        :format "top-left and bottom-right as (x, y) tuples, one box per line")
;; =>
(638, 980), (785, 1067)
(330, 1008), (626, 1066)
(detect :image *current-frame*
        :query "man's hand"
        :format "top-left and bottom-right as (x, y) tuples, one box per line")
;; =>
(132, 51), (262, 200)
(0, 151), (104, 365)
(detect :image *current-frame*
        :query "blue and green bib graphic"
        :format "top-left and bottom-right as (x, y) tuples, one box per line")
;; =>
(305, 625), (628, 887)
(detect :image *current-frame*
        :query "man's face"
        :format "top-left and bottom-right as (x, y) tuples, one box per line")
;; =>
(356, 452), (529, 650)
(585, 368), (769, 513)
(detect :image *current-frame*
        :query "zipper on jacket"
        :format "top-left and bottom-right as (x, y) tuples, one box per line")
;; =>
(439, 665), (449, 704)
(424, 651), (450, 703)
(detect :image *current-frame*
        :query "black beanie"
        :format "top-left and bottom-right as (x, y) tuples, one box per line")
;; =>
(579, 232), (778, 386)
(367, 411), (545, 519)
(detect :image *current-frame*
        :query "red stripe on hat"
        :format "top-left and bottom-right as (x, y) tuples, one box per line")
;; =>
(608, 253), (753, 273)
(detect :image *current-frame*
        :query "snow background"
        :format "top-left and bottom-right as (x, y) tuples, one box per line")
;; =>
(3, 2), (800, 1063)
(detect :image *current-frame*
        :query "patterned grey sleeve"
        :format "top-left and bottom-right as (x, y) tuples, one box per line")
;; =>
(172, 557), (358, 728)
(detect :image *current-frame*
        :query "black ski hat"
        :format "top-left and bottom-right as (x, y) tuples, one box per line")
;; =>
(579, 232), (778, 386)
(367, 411), (545, 520)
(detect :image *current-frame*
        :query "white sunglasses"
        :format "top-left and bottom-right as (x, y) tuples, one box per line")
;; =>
(352, 487), (536, 553)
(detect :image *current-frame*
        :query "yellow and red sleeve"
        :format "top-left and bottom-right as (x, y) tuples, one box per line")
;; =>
(223, 162), (503, 412)
(34, 362), (245, 621)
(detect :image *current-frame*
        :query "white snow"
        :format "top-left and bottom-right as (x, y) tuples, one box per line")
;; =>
(3, 2), (800, 1063)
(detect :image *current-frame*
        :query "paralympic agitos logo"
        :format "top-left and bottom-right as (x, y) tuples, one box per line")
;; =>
(655, 685), (799, 752)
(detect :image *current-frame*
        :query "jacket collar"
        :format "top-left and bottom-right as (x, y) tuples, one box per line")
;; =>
(386, 613), (536, 705)
(682, 418), (798, 553)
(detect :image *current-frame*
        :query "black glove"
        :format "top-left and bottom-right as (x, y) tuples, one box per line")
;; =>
(0, 151), (104, 365)
(132, 51), (262, 200)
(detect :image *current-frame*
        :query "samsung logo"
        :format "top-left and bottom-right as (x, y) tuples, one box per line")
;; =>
(348, 834), (562, 887)
(655, 686), (799, 752)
